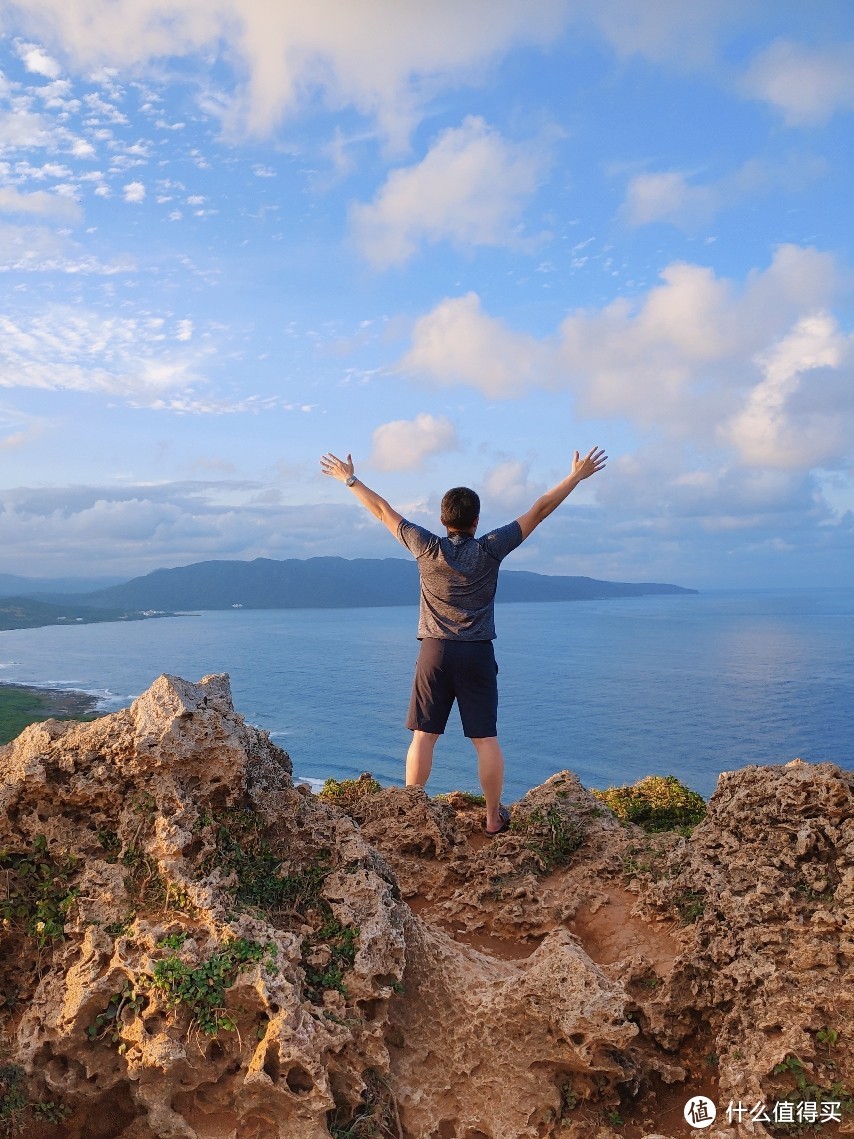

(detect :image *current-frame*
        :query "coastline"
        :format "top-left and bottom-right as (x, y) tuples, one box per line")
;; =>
(0, 682), (99, 745)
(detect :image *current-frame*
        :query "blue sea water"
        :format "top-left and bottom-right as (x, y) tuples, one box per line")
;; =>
(1, 589), (851, 802)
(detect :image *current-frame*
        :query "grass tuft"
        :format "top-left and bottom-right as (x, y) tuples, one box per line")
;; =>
(318, 774), (382, 813)
(591, 775), (706, 835)
(510, 806), (586, 872)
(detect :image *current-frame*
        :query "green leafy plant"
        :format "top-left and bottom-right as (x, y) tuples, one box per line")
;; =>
(0, 1065), (71, 1135)
(158, 930), (189, 951)
(591, 775), (706, 834)
(149, 937), (272, 1036)
(105, 913), (135, 938)
(560, 1083), (578, 1113)
(769, 1053), (853, 1133)
(0, 834), (80, 948)
(816, 1027), (839, 1049)
(32, 1100), (71, 1124)
(302, 919), (359, 1000)
(96, 829), (121, 862)
(87, 983), (145, 1046)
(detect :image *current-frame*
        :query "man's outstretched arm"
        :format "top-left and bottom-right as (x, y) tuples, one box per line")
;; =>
(320, 452), (403, 537)
(515, 446), (607, 541)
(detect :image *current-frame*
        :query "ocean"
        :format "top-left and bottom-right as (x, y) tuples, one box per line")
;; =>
(1, 588), (851, 802)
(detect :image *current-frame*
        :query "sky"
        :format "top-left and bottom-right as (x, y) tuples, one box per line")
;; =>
(0, 0), (852, 588)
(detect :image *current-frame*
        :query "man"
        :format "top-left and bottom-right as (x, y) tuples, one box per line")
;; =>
(319, 446), (607, 834)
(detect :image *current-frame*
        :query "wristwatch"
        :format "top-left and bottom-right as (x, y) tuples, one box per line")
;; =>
(345, 474), (357, 487)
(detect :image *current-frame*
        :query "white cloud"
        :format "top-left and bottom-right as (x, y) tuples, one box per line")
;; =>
(744, 39), (854, 125)
(623, 170), (720, 229)
(6, 1), (569, 145)
(399, 292), (549, 398)
(351, 116), (548, 267)
(0, 221), (132, 272)
(582, 0), (745, 68)
(398, 246), (853, 475)
(0, 185), (82, 220)
(0, 305), (206, 402)
(123, 180), (145, 203)
(557, 245), (840, 427)
(70, 137), (96, 157)
(0, 109), (54, 153)
(481, 459), (545, 515)
(0, 484), (403, 576)
(176, 319), (194, 342)
(727, 313), (853, 469)
(15, 40), (62, 79)
(369, 412), (458, 471)
(622, 156), (826, 231)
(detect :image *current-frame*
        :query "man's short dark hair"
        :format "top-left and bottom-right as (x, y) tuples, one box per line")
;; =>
(441, 486), (480, 530)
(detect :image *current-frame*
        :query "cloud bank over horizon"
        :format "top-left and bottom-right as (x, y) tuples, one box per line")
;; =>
(0, 1), (852, 587)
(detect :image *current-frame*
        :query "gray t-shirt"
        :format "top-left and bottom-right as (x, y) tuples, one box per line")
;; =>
(396, 519), (524, 640)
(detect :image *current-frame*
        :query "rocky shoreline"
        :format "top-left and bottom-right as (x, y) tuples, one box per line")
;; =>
(0, 682), (98, 745)
(0, 673), (851, 1139)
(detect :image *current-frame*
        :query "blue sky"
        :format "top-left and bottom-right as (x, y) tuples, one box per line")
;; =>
(0, 1), (852, 588)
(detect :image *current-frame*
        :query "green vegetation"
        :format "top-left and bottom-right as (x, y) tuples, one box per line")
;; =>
(673, 889), (706, 924)
(200, 808), (332, 917)
(195, 808), (360, 1003)
(0, 1066), (27, 1135)
(560, 1083), (579, 1113)
(794, 880), (836, 907)
(620, 841), (672, 883)
(434, 790), (486, 807)
(0, 684), (97, 745)
(591, 774), (706, 835)
(0, 598), (170, 634)
(121, 846), (196, 915)
(0, 834), (80, 948)
(0, 1064), (69, 1135)
(87, 937), (276, 1045)
(87, 983), (145, 1047)
(149, 937), (274, 1036)
(769, 1053), (853, 1133)
(158, 930), (189, 951)
(96, 829), (121, 862)
(319, 773), (382, 813)
(510, 806), (587, 871)
(327, 1069), (401, 1139)
(303, 919), (359, 999)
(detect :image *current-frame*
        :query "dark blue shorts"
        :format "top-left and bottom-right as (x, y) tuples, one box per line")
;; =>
(406, 638), (498, 738)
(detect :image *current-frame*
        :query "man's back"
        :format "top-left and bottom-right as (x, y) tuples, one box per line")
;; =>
(396, 519), (523, 639)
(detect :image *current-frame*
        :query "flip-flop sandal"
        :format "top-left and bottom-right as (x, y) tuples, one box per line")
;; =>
(485, 804), (511, 837)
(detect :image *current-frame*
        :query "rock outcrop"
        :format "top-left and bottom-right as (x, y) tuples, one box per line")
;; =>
(0, 674), (851, 1139)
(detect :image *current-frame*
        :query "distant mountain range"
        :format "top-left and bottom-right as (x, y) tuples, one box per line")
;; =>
(0, 573), (128, 598)
(29, 556), (697, 613)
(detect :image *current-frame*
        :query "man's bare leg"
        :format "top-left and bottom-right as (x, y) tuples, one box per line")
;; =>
(471, 736), (505, 832)
(406, 730), (440, 787)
